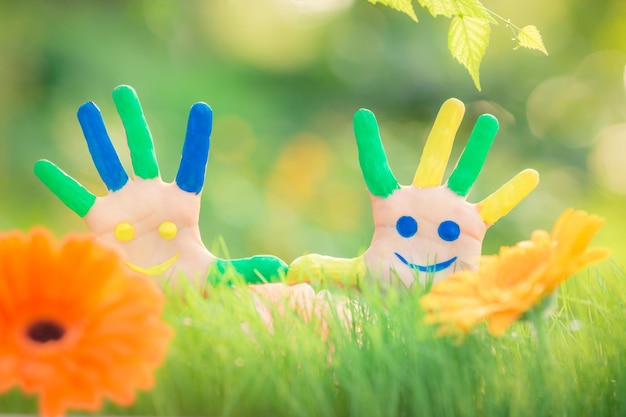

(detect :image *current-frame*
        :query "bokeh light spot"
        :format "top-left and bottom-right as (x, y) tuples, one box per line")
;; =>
(589, 124), (626, 194)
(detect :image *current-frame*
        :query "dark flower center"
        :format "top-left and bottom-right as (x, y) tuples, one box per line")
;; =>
(27, 320), (65, 343)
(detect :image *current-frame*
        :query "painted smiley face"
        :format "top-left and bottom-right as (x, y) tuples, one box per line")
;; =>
(114, 220), (181, 276)
(84, 179), (215, 283)
(364, 186), (488, 287)
(394, 216), (460, 273)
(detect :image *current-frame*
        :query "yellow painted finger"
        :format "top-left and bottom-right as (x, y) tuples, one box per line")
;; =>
(413, 98), (465, 188)
(477, 169), (539, 225)
(286, 254), (366, 287)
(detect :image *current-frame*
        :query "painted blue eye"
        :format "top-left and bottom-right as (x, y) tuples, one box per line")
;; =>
(396, 216), (418, 238)
(438, 220), (460, 242)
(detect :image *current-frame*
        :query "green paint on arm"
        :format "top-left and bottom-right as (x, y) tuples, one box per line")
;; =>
(112, 85), (159, 179)
(34, 160), (96, 217)
(208, 256), (288, 285)
(354, 109), (400, 198)
(447, 114), (498, 197)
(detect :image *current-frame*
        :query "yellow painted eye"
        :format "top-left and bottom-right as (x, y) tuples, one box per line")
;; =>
(158, 221), (177, 240)
(114, 222), (135, 242)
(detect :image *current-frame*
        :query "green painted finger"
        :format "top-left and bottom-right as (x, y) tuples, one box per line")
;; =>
(354, 109), (400, 198)
(112, 85), (159, 179)
(208, 256), (288, 285)
(447, 114), (499, 197)
(34, 160), (96, 217)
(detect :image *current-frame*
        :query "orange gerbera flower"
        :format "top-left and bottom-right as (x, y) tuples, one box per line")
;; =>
(420, 209), (609, 336)
(0, 228), (173, 417)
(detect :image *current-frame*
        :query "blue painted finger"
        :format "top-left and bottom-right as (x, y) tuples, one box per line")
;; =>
(77, 102), (129, 192)
(175, 102), (213, 194)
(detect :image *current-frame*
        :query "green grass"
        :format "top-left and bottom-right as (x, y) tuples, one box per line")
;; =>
(2, 262), (625, 417)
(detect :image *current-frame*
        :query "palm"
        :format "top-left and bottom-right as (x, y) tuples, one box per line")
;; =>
(35, 85), (285, 287)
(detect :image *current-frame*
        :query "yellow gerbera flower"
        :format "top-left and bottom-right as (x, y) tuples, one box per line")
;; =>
(420, 209), (609, 336)
(0, 228), (173, 417)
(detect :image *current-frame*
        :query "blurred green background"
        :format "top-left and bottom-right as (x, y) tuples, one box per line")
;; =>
(1, 0), (624, 265)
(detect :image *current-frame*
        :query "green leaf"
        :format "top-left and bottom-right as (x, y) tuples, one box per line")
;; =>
(368, 0), (418, 22)
(418, 0), (495, 22)
(417, 0), (456, 17)
(448, 15), (491, 90)
(517, 25), (548, 55)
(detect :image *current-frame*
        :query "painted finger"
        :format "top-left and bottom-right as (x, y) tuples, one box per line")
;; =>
(112, 85), (159, 179)
(175, 102), (212, 194)
(413, 98), (465, 188)
(447, 114), (499, 197)
(477, 169), (539, 225)
(354, 109), (400, 198)
(77, 102), (129, 192)
(34, 160), (96, 217)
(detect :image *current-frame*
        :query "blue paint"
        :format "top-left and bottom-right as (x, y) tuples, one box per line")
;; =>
(394, 253), (457, 273)
(438, 220), (460, 242)
(176, 103), (213, 194)
(396, 215), (418, 238)
(77, 102), (129, 191)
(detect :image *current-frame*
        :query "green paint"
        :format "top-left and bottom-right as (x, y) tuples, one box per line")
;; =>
(353, 109), (400, 198)
(34, 160), (96, 217)
(208, 256), (288, 285)
(112, 85), (159, 179)
(447, 114), (498, 197)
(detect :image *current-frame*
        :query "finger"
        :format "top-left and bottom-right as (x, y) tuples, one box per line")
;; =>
(175, 102), (212, 194)
(34, 160), (96, 218)
(447, 114), (499, 197)
(285, 254), (365, 287)
(112, 85), (159, 179)
(354, 109), (400, 198)
(413, 98), (465, 188)
(477, 169), (539, 225)
(77, 102), (129, 192)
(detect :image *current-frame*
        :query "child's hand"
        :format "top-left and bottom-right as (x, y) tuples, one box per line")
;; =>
(288, 99), (538, 288)
(35, 85), (286, 287)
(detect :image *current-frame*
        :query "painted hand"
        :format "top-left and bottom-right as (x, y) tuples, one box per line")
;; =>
(287, 99), (539, 288)
(35, 85), (286, 287)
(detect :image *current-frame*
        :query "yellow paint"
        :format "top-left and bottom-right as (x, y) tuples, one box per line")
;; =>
(286, 254), (366, 287)
(158, 221), (178, 240)
(127, 253), (181, 277)
(477, 169), (540, 225)
(413, 98), (465, 188)
(114, 222), (135, 242)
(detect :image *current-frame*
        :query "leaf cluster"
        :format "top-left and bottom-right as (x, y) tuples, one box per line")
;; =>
(368, 0), (548, 90)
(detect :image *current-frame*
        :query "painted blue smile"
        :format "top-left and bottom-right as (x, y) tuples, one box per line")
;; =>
(394, 252), (457, 273)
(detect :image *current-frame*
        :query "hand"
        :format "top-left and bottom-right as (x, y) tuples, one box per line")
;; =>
(287, 99), (539, 288)
(35, 85), (286, 287)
